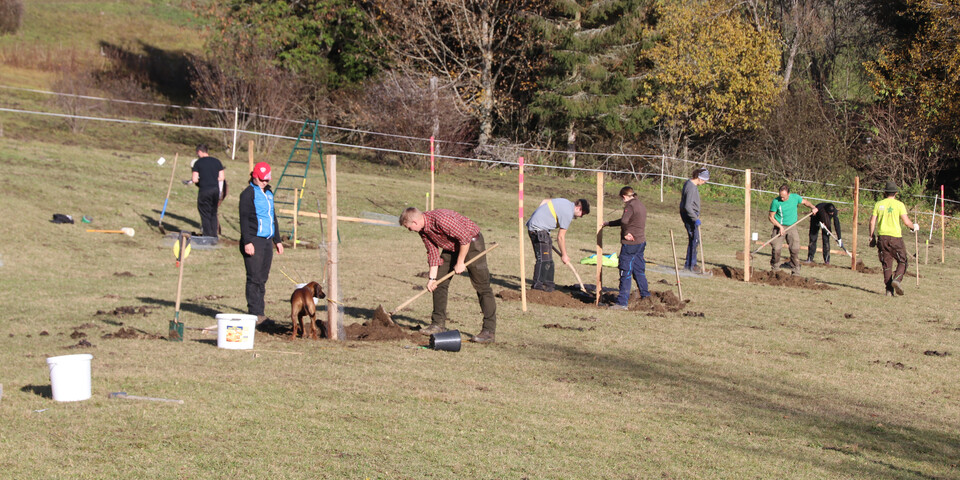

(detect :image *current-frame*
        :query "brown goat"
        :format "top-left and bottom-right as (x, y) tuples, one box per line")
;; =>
(290, 282), (326, 340)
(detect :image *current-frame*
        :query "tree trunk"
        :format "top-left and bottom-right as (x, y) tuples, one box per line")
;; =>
(477, 11), (494, 154)
(566, 121), (577, 168)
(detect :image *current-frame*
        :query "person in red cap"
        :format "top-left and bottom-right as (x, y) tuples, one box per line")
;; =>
(239, 162), (284, 324)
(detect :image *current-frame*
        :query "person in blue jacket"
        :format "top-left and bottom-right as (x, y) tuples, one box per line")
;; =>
(239, 162), (284, 324)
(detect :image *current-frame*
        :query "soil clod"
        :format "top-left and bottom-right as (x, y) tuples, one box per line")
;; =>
(923, 350), (950, 357)
(710, 266), (834, 290)
(66, 339), (94, 349)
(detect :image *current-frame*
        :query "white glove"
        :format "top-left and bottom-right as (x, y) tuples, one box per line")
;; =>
(836, 239), (843, 248)
(912, 223), (920, 232)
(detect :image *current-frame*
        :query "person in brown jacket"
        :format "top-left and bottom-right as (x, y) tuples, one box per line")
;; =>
(601, 186), (649, 310)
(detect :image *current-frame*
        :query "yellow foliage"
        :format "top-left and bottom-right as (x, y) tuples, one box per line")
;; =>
(643, 0), (782, 135)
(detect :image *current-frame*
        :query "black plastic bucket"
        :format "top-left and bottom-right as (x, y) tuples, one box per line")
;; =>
(430, 330), (461, 352)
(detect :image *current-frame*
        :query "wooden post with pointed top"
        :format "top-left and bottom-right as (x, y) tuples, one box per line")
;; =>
(248, 140), (254, 173)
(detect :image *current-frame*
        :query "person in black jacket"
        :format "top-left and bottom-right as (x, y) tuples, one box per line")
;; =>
(806, 202), (841, 264)
(239, 162), (284, 324)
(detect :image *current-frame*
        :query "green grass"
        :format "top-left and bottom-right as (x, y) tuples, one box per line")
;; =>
(0, 130), (958, 478)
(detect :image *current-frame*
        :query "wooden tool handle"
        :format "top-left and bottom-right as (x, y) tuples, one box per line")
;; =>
(752, 212), (815, 255)
(391, 242), (500, 315)
(163, 153), (179, 200)
(551, 245), (586, 292)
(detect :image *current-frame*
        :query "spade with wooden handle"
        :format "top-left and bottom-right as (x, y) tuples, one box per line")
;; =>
(158, 153), (178, 234)
(87, 227), (135, 237)
(390, 243), (500, 316)
(750, 212), (815, 257)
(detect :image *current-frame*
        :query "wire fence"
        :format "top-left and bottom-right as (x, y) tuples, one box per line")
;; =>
(1, 86), (958, 227)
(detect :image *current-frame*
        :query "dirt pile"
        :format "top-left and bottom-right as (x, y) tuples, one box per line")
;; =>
(804, 260), (880, 274)
(96, 306), (154, 316)
(344, 305), (424, 342)
(710, 266), (834, 290)
(101, 327), (163, 340)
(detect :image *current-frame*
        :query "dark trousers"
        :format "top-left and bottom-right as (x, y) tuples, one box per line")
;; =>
(528, 230), (555, 291)
(432, 233), (497, 333)
(877, 235), (908, 291)
(616, 242), (650, 306)
(807, 221), (831, 263)
(197, 188), (220, 238)
(682, 218), (699, 270)
(242, 236), (274, 316)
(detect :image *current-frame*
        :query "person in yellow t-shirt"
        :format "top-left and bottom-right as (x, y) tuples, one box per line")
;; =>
(868, 181), (920, 296)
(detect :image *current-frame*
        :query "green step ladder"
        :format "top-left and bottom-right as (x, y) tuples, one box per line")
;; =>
(273, 119), (325, 238)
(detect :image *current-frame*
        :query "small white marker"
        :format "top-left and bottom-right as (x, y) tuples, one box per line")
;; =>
(157, 157), (166, 166)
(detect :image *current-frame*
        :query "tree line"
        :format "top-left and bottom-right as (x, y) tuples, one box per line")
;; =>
(97, 0), (960, 194)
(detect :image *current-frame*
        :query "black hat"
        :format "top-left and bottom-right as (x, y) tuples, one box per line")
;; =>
(884, 181), (899, 194)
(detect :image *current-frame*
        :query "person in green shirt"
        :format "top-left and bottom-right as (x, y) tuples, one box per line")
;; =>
(868, 181), (920, 296)
(768, 184), (818, 274)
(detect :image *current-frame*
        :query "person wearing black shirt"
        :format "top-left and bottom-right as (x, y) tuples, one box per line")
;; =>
(807, 202), (842, 264)
(191, 144), (225, 238)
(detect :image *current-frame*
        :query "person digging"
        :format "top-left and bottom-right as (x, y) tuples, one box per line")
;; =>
(768, 184), (818, 275)
(869, 181), (920, 296)
(400, 207), (498, 343)
(805, 202), (842, 265)
(526, 198), (590, 292)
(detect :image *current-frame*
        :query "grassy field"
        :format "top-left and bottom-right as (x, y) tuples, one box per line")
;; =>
(0, 127), (958, 479)
(1, 4), (959, 479)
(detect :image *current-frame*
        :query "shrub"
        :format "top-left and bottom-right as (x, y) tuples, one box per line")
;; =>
(0, 0), (23, 35)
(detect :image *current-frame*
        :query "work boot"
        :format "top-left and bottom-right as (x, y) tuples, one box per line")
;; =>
(419, 324), (446, 336)
(607, 304), (629, 311)
(256, 315), (268, 325)
(470, 330), (495, 343)
(891, 280), (904, 296)
(884, 288), (895, 297)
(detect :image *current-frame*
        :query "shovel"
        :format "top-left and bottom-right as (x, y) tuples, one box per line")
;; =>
(87, 227), (136, 237)
(389, 242), (500, 317)
(158, 153), (178, 234)
(750, 212), (814, 257)
(818, 221), (852, 257)
(551, 245), (588, 294)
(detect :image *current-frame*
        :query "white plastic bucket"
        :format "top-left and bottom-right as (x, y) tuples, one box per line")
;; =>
(216, 313), (257, 350)
(46, 354), (93, 402)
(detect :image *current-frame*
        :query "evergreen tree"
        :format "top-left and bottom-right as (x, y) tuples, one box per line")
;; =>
(530, 0), (657, 167)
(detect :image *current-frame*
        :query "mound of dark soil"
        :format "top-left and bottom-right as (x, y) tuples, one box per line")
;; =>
(345, 305), (424, 342)
(101, 327), (163, 340)
(803, 260), (880, 274)
(96, 306), (153, 316)
(710, 266), (834, 290)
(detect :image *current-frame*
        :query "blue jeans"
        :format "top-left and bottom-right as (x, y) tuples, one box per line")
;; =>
(617, 242), (649, 306)
(683, 219), (699, 270)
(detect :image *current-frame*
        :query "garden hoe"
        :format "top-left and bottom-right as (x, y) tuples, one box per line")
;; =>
(87, 227), (136, 238)
(750, 212), (815, 258)
(373, 243), (500, 327)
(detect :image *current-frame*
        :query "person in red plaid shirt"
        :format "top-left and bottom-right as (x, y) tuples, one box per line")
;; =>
(400, 207), (498, 343)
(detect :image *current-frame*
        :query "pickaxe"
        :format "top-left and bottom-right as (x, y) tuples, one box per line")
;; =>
(751, 212), (815, 257)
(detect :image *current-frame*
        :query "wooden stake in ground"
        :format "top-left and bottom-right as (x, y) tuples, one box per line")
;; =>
(248, 140), (254, 173)
(518, 157), (526, 312)
(595, 172), (604, 305)
(697, 227), (706, 274)
(293, 188), (299, 250)
(915, 208), (920, 286)
(926, 193), (938, 265)
(851, 176), (860, 270)
(941, 185), (946, 263)
(326, 155), (340, 340)
(670, 230), (683, 302)
(158, 153), (178, 234)
(231, 107), (239, 161)
(430, 136), (436, 210)
(743, 169), (751, 282)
